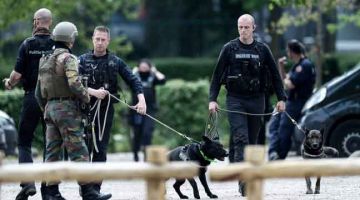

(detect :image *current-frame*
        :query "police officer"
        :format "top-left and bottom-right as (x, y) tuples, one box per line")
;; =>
(35, 21), (111, 200)
(268, 39), (316, 160)
(3, 8), (54, 200)
(130, 59), (166, 161)
(78, 26), (146, 194)
(208, 14), (286, 196)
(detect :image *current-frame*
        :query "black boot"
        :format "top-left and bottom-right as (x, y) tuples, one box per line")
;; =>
(41, 182), (48, 199)
(134, 152), (139, 162)
(15, 184), (36, 200)
(43, 185), (66, 200)
(80, 184), (112, 200)
(93, 183), (112, 198)
(238, 181), (246, 197)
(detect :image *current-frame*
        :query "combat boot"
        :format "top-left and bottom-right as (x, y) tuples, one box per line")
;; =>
(43, 185), (66, 200)
(93, 183), (112, 197)
(80, 184), (112, 200)
(15, 184), (36, 200)
(238, 181), (246, 197)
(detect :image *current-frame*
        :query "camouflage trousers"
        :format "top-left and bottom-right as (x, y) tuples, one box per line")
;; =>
(44, 100), (89, 165)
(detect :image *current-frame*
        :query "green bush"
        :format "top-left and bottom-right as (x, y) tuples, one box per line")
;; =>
(0, 89), (24, 125)
(334, 53), (360, 72)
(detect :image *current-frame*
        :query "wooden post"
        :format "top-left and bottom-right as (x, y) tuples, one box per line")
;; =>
(245, 145), (266, 200)
(146, 146), (168, 200)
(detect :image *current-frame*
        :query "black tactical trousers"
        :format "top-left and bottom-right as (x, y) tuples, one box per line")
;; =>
(132, 110), (155, 158)
(18, 91), (46, 187)
(226, 94), (265, 163)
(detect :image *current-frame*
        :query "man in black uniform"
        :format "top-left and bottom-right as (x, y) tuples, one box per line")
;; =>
(208, 14), (286, 196)
(78, 26), (146, 195)
(3, 8), (54, 200)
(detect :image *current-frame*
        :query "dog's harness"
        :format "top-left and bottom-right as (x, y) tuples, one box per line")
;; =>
(179, 144), (215, 163)
(179, 145), (191, 161)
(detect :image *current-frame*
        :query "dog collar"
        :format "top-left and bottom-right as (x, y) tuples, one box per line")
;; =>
(199, 150), (215, 163)
(303, 150), (325, 158)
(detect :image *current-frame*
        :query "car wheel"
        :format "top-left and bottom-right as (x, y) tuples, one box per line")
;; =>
(329, 120), (360, 157)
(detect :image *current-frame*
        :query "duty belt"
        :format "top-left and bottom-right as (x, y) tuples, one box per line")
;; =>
(48, 96), (77, 101)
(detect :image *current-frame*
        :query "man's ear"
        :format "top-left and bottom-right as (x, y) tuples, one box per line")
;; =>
(253, 24), (256, 32)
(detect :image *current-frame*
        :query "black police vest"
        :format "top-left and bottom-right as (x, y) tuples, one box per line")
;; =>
(80, 53), (119, 94)
(23, 35), (54, 91)
(225, 40), (265, 95)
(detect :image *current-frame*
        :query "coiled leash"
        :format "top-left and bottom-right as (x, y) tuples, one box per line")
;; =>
(89, 95), (111, 153)
(108, 93), (201, 144)
(204, 112), (220, 140)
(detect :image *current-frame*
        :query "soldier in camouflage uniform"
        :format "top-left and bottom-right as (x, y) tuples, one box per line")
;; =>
(35, 21), (111, 200)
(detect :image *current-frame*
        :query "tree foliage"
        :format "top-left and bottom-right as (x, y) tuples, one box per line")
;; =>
(269, 0), (360, 33)
(0, 0), (140, 78)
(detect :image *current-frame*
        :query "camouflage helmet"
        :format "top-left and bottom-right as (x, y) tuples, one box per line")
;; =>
(52, 21), (78, 43)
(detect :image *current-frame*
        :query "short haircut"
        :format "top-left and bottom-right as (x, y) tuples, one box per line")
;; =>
(93, 26), (110, 38)
(287, 39), (305, 55)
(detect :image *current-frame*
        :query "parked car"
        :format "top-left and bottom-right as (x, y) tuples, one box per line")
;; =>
(294, 64), (360, 157)
(0, 110), (17, 156)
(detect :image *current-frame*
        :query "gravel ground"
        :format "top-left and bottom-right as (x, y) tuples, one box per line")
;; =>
(1, 152), (360, 200)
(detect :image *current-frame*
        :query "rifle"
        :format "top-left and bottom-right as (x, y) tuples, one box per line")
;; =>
(80, 75), (94, 156)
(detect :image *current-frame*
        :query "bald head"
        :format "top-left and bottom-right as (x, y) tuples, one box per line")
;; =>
(237, 14), (256, 44)
(33, 8), (52, 29)
(34, 8), (52, 20)
(237, 14), (255, 26)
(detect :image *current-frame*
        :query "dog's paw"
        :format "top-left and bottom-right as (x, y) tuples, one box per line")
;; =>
(208, 193), (218, 198)
(306, 189), (313, 194)
(315, 190), (320, 194)
(194, 193), (200, 199)
(179, 195), (189, 199)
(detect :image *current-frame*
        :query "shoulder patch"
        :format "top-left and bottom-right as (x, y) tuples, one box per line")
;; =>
(296, 65), (303, 72)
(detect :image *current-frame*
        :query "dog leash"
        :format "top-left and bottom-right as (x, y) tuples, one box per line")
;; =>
(283, 111), (306, 134)
(89, 96), (112, 154)
(204, 112), (220, 140)
(218, 107), (306, 134)
(109, 93), (201, 144)
(218, 107), (278, 116)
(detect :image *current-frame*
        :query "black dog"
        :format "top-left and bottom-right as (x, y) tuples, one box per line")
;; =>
(168, 136), (228, 199)
(302, 129), (339, 194)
